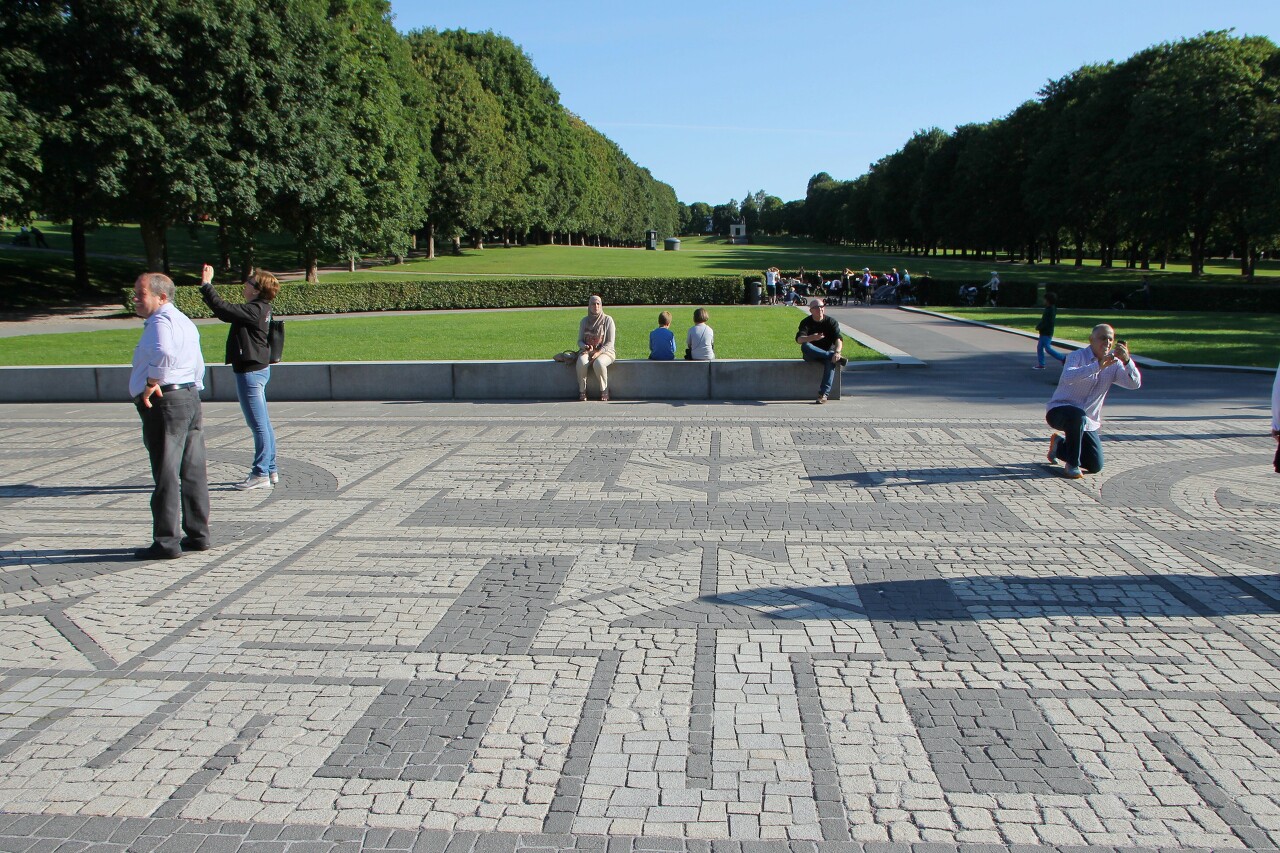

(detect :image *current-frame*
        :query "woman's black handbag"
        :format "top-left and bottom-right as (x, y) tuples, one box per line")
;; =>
(267, 314), (285, 364)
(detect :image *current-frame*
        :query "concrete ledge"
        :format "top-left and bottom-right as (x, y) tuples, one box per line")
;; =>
(0, 359), (860, 403)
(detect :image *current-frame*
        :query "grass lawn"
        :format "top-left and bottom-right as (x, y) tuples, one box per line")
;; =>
(933, 306), (1280, 368)
(5, 220), (1278, 310)
(0, 305), (880, 365)
(325, 235), (1280, 286)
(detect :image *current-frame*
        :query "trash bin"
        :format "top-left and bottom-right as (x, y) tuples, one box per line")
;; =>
(664, 237), (680, 251)
(746, 280), (762, 305)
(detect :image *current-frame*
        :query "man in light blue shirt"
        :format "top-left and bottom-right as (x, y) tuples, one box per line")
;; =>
(130, 273), (210, 559)
(1045, 323), (1141, 479)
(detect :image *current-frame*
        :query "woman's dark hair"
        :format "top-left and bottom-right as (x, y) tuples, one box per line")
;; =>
(693, 307), (708, 324)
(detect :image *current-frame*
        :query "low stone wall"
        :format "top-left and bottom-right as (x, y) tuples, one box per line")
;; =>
(0, 358), (884, 403)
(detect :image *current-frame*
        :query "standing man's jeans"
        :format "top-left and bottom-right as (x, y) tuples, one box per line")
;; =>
(137, 387), (210, 554)
(800, 343), (837, 397)
(1046, 404), (1104, 473)
(235, 367), (276, 478)
(1036, 335), (1066, 368)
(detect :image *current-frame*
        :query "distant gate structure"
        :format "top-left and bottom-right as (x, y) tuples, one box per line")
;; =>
(728, 219), (748, 245)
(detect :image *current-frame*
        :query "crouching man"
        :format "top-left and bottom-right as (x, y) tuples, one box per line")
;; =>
(1045, 323), (1141, 478)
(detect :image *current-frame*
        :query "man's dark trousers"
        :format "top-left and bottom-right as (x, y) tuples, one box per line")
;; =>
(1046, 404), (1104, 473)
(137, 386), (210, 554)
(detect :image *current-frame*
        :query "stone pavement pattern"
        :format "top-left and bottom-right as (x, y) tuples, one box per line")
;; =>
(1, 398), (1279, 853)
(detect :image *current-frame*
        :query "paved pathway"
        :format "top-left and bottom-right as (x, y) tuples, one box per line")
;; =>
(1, 309), (1279, 852)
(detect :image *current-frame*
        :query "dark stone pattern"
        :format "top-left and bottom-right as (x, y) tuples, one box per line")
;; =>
(1147, 730), (1274, 849)
(559, 447), (633, 486)
(418, 555), (574, 655)
(0, 810), (1243, 852)
(797, 449), (882, 494)
(316, 680), (508, 782)
(686, 629), (715, 788)
(86, 682), (206, 769)
(853, 559), (996, 662)
(402, 500), (1021, 532)
(1, 550), (154, 595)
(153, 714), (274, 818)
(903, 688), (1094, 796)
(543, 651), (620, 835)
(790, 655), (851, 842)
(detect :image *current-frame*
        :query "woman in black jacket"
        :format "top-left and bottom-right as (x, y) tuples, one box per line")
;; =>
(199, 264), (280, 490)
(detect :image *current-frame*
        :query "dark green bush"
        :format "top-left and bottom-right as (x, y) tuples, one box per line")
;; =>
(123, 276), (746, 318)
(1038, 280), (1280, 312)
(912, 278), (1038, 308)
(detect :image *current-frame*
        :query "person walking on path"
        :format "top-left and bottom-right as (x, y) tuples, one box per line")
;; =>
(200, 264), (279, 490)
(795, 298), (847, 404)
(129, 272), (210, 559)
(1034, 291), (1067, 369)
(576, 294), (616, 401)
(982, 271), (1000, 306)
(1045, 324), (1141, 479)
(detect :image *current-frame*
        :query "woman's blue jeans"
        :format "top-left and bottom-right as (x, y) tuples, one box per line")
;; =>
(235, 367), (276, 477)
(1037, 335), (1066, 367)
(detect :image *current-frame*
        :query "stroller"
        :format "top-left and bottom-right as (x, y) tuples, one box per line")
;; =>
(871, 283), (898, 304)
(958, 285), (978, 307)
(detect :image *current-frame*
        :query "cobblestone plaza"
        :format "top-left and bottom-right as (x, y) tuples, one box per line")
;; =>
(1, 309), (1278, 852)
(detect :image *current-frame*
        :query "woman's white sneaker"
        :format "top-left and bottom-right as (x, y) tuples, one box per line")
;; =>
(235, 475), (272, 491)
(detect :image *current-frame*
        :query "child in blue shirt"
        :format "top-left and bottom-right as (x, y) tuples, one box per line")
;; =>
(649, 310), (676, 360)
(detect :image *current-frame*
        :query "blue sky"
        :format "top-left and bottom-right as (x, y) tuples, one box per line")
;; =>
(391, 0), (1280, 206)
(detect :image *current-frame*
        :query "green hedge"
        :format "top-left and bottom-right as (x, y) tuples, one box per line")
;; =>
(912, 278), (1038, 307)
(124, 276), (747, 318)
(913, 277), (1280, 311)
(1034, 280), (1280, 312)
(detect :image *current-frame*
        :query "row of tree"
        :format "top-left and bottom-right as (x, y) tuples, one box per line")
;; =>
(681, 32), (1280, 277)
(0, 0), (680, 284)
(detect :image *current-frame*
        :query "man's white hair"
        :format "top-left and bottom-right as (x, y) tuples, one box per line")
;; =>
(808, 298), (824, 308)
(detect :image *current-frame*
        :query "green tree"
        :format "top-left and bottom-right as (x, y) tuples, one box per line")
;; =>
(1119, 32), (1280, 275)
(683, 202), (712, 235)
(0, 7), (43, 218)
(277, 0), (429, 279)
(18, 0), (238, 276)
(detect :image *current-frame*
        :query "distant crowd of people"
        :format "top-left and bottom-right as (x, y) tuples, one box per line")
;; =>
(763, 266), (916, 306)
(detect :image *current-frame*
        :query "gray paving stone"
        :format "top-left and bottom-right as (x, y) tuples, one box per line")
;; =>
(2, 389), (1279, 851)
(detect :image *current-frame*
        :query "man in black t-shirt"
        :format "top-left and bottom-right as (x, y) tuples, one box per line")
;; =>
(795, 298), (847, 404)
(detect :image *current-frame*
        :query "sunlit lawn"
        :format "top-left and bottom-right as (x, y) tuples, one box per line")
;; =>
(0, 305), (882, 365)
(327, 236), (1280, 285)
(5, 220), (1276, 305)
(933, 307), (1280, 368)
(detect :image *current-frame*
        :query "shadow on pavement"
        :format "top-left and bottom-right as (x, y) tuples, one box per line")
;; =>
(707, 573), (1280, 621)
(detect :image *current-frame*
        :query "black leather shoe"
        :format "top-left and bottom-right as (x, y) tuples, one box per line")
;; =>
(180, 538), (211, 552)
(134, 544), (182, 560)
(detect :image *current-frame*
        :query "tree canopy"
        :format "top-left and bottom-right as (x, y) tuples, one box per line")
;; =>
(2, 1), (681, 282)
(684, 32), (1280, 276)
